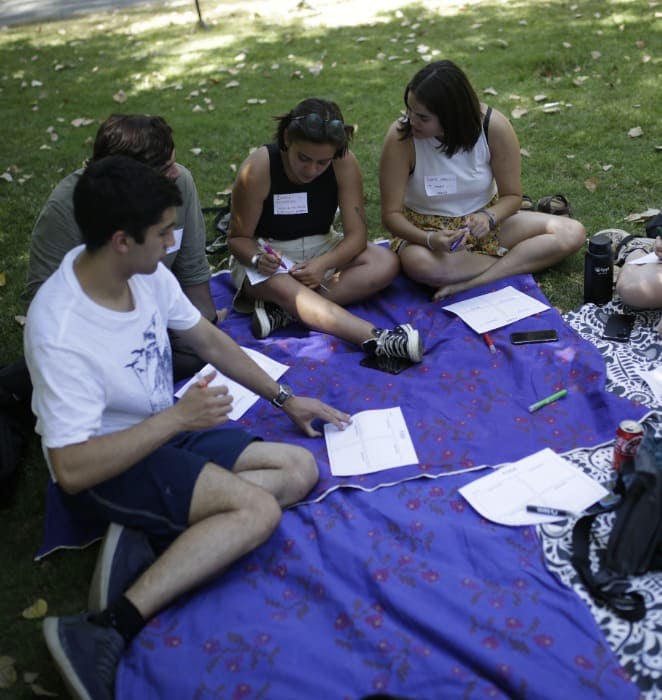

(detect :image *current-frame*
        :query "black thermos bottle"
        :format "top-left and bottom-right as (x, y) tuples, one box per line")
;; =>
(583, 233), (614, 305)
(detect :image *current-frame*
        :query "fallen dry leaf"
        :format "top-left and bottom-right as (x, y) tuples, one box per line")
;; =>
(0, 271), (5, 286)
(511, 107), (528, 119)
(1, 171), (13, 182)
(15, 315), (27, 326)
(22, 598), (48, 620)
(483, 87), (498, 96)
(584, 177), (599, 192)
(31, 683), (59, 697)
(190, 148), (202, 156)
(113, 90), (127, 103)
(628, 126), (643, 137)
(602, 164), (614, 171)
(591, 50), (602, 59)
(520, 148), (530, 157)
(71, 118), (94, 127)
(225, 80), (240, 88)
(624, 208), (660, 223)
(534, 94), (548, 102)
(0, 656), (17, 689)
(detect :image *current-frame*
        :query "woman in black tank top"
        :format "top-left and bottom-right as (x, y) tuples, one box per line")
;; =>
(227, 98), (423, 365)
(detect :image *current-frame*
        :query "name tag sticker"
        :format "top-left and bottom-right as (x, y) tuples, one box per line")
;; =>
(274, 192), (308, 215)
(166, 228), (184, 254)
(424, 175), (457, 197)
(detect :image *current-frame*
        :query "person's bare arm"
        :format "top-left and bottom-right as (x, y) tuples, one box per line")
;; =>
(182, 318), (352, 437)
(49, 376), (234, 494)
(227, 147), (273, 269)
(480, 107), (522, 221)
(288, 151), (368, 289)
(182, 281), (218, 322)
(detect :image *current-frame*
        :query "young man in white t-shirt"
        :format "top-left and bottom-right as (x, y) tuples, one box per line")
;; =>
(25, 155), (351, 700)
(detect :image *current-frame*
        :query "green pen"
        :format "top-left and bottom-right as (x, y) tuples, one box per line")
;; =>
(528, 389), (568, 413)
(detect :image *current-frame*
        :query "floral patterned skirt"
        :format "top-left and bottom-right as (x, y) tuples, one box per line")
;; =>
(392, 197), (503, 257)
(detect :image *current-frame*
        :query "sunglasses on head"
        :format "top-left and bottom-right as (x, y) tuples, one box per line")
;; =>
(290, 113), (346, 141)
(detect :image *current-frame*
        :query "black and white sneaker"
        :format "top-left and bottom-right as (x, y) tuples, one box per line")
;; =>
(251, 300), (294, 339)
(362, 324), (423, 363)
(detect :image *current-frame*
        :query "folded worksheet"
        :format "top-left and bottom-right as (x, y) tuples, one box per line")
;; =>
(324, 407), (419, 476)
(174, 346), (289, 421)
(442, 285), (550, 334)
(459, 448), (609, 525)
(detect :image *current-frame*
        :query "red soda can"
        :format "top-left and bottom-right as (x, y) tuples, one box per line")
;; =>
(613, 420), (644, 472)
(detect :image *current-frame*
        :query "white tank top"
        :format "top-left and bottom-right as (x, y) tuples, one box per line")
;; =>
(403, 128), (497, 217)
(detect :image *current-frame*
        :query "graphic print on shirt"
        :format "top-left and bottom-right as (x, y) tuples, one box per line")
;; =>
(125, 312), (173, 414)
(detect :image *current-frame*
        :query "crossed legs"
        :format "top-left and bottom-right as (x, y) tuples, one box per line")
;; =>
(398, 211), (586, 300)
(123, 441), (316, 619)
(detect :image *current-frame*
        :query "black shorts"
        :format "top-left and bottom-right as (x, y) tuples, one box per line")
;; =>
(60, 427), (258, 540)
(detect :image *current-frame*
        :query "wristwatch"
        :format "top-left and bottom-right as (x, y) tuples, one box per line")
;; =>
(271, 383), (293, 408)
(250, 253), (263, 269)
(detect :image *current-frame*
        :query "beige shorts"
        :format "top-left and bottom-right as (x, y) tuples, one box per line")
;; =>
(230, 228), (344, 313)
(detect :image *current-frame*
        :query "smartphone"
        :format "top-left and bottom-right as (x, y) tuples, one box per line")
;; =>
(602, 313), (635, 342)
(510, 330), (559, 345)
(360, 354), (413, 375)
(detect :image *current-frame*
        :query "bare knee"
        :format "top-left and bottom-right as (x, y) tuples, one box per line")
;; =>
(247, 489), (282, 544)
(400, 246), (441, 286)
(288, 446), (319, 500)
(368, 243), (400, 286)
(558, 219), (586, 254)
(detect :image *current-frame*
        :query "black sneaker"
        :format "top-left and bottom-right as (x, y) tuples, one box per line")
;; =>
(251, 299), (294, 339)
(362, 324), (423, 363)
(43, 613), (125, 700)
(88, 523), (156, 612)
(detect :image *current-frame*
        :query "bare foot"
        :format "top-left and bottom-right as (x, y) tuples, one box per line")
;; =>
(432, 279), (474, 301)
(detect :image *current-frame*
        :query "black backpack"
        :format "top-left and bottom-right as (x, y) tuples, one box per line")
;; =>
(645, 211), (662, 239)
(571, 429), (662, 621)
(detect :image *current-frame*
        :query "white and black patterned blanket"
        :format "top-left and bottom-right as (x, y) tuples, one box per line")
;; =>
(544, 300), (662, 698)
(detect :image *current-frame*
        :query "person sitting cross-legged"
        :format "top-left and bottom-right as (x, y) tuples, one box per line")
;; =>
(227, 97), (423, 365)
(25, 155), (351, 700)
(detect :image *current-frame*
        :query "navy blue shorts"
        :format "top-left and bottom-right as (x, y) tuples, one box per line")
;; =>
(60, 427), (258, 542)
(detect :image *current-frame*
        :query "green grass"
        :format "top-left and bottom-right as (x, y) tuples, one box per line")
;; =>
(0, 0), (660, 695)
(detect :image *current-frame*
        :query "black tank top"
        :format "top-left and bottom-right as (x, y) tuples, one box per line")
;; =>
(254, 143), (339, 242)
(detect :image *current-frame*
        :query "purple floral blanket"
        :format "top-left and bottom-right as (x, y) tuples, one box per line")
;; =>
(39, 270), (650, 698)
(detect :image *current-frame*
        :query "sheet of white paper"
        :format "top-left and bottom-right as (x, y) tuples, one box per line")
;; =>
(174, 347), (289, 421)
(244, 252), (296, 285)
(639, 365), (662, 401)
(627, 251), (661, 265)
(458, 448), (609, 525)
(324, 407), (419, 476)
(442, 286), (550, 334)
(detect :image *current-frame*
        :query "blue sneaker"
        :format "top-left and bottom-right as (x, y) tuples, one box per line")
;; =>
(43, 613), (124, 700)
(88, 523), (156, 612)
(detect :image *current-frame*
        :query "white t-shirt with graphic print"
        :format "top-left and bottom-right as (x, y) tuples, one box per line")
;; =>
(25, 245), (201, 459)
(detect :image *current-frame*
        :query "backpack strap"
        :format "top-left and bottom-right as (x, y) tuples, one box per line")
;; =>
(571, 509), (646, 622)
(482, 107), (493, 144)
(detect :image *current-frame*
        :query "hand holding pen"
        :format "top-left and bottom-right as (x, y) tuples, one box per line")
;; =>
(257, 238), (288, 271)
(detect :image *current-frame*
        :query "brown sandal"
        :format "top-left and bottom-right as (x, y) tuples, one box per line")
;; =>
(537, 194), (571, 216)
(520, 194), (535, 211)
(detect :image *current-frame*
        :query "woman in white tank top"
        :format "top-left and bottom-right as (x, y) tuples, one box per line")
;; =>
(379, 60), (586, 300)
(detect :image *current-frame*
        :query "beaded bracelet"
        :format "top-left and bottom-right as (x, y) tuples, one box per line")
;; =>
(426, 230), (434, 250)
(477, 209), (496, 231)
